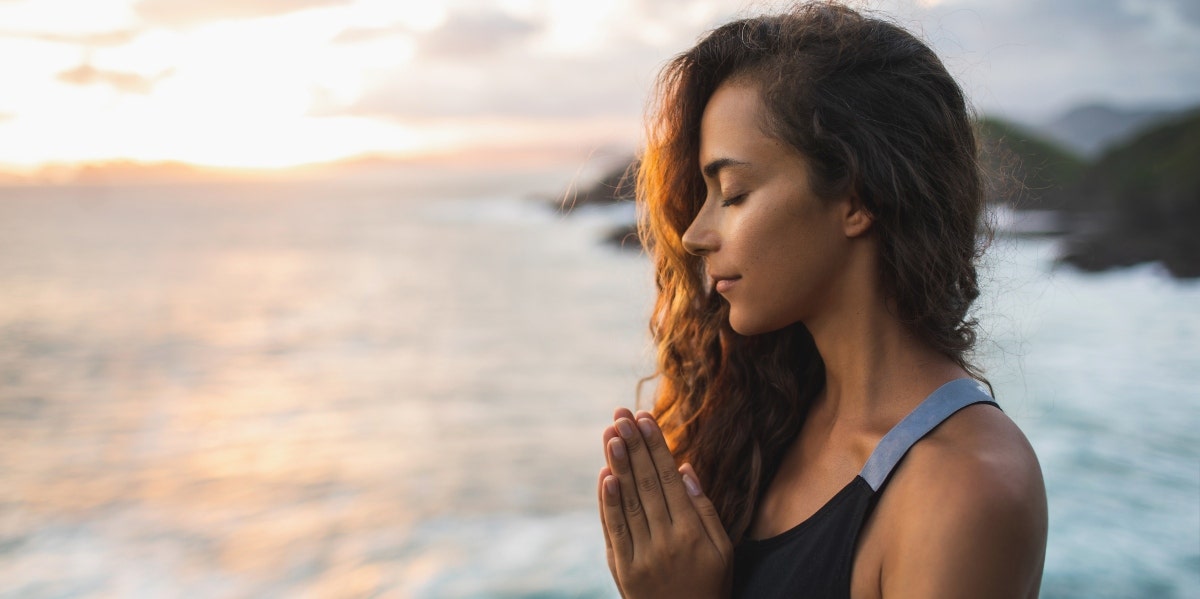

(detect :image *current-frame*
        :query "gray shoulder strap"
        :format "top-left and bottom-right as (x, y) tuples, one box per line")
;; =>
(859, 378), (998, 492)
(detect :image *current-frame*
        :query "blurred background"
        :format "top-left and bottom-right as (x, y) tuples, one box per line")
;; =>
(0, 0), (1197, 597)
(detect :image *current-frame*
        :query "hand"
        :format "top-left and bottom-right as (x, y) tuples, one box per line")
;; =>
(597, 408), (733, 599)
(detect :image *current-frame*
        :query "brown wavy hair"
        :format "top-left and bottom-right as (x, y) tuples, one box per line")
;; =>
(638, 2), (986, 544)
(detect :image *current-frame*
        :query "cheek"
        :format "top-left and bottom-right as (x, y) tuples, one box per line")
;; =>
(740, 217), (842, 317)
(733, 210), (803, 279)
(732, 222), (809, 324)
(726, 204), (788, 258)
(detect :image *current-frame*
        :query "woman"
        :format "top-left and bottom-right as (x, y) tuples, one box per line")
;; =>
(596, 3), (1048, 598)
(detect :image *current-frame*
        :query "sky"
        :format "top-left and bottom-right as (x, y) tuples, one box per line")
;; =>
(0, 0), (1197, 172)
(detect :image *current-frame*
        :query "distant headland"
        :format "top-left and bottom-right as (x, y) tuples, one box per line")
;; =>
(562, 102), (1200, 280)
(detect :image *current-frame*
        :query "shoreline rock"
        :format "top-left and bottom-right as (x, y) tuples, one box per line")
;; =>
(556, 106), (1200, 279)
(1053, 108), (1200, 279)
(554, 158), (638, 214)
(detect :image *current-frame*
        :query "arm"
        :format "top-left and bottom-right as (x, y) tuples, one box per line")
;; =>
(881, 437), (1048, 598)
(597, 408), (734, 599)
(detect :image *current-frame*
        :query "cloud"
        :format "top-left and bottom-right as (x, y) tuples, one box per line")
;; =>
(133, 0), (353, 28)
(339, 21), (667, 122)
(415, 10), (541, 60)
(332, 25), (406, 45)
(880, 0), (1200, 119)
(0, 27), (141, 47)
(326, 3), (725, 122)
(1157, 0), (1200, 25)
(347, 55), (646, 121)
(56, 63), (172, 95)
(331, 0), (1199, 128)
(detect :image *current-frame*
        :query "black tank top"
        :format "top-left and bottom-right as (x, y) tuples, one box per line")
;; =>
(731, 378), (999, 598)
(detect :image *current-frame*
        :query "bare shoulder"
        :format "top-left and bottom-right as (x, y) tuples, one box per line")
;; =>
(876, 402), (1049, 598)
(905, 402), (1047, 508)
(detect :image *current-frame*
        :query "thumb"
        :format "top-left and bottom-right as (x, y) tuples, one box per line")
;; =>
(679, 462), (733, 559)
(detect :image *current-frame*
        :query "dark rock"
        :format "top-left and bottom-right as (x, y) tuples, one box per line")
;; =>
(603, 223), (642, 251)
(977, 117), (1086, 211)
(1056, 108), (1200, 278)
(556, 158), (638, 214)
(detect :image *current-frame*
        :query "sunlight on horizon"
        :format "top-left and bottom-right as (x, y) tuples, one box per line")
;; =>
(1, 0), (1196, 177)
(0, 0), (653, 173)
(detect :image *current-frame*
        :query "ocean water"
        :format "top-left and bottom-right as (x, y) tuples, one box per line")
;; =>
(0, 180), (1196, 598)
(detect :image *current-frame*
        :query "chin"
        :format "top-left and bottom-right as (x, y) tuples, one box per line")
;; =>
(728, 311), (789, 337)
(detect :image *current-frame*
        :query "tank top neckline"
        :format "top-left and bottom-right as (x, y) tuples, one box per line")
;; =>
(741, 476), (872, 548)
(739, 377), (996, 548)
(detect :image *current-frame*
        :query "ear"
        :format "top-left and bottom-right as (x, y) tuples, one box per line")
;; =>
(841, 193), (873, 238)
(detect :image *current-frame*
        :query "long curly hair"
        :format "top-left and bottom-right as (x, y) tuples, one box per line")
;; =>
(638, 2), (986, 544)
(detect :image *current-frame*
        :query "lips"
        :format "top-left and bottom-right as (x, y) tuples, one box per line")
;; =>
(711, 274), (741, 294)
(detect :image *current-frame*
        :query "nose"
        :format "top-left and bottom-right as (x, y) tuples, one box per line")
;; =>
(681, 206), (719, 256)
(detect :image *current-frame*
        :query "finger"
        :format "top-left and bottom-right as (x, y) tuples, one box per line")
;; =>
(605, 410), (634, 455)
(602, 423), (620, 456)
(602, 424), (634, 534)
(614, 417), (672, 529)
(607, 434), (652, 544)
(634, 411), (702, 530)
(597, 466), (617, 574)
(680, 462), (734, 560)
(600, 471), (635, 564)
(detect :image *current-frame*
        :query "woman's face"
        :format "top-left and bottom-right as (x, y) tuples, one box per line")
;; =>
(683, 80), (858, 336)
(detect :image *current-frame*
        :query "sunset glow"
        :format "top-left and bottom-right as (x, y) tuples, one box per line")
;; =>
(0, 0), (655, 173)
(0, 0), (1196, 178)
(0, 1), (440, 170)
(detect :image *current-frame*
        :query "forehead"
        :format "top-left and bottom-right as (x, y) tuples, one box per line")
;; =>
(698, 80), (786, 172)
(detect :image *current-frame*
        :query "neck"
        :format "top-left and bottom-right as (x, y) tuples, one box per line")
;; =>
(804, 246), (966, 433)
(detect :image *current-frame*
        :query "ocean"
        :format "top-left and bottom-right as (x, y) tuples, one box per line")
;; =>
(0, 178), (1196, 598)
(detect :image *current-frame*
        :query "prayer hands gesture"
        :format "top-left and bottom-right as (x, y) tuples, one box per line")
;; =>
(597, 408), (733, 599)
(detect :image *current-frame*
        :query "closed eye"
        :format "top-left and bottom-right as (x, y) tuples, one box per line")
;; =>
(721, 193), (747, 207)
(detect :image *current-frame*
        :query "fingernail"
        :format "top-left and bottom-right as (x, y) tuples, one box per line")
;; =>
(615, 418), (634, 439)
(609, 437), (626, 460)
(604, 476), (619, 496)
(682, 472), (702, 496)
(637, 418), (654, 437)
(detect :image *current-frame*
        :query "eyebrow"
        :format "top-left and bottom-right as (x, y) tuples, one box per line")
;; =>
(701, 158), (750, 180)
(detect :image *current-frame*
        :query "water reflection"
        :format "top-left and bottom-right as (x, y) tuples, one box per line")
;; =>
(0, 182), (648, 597)
(2, 183), (1197, 598)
